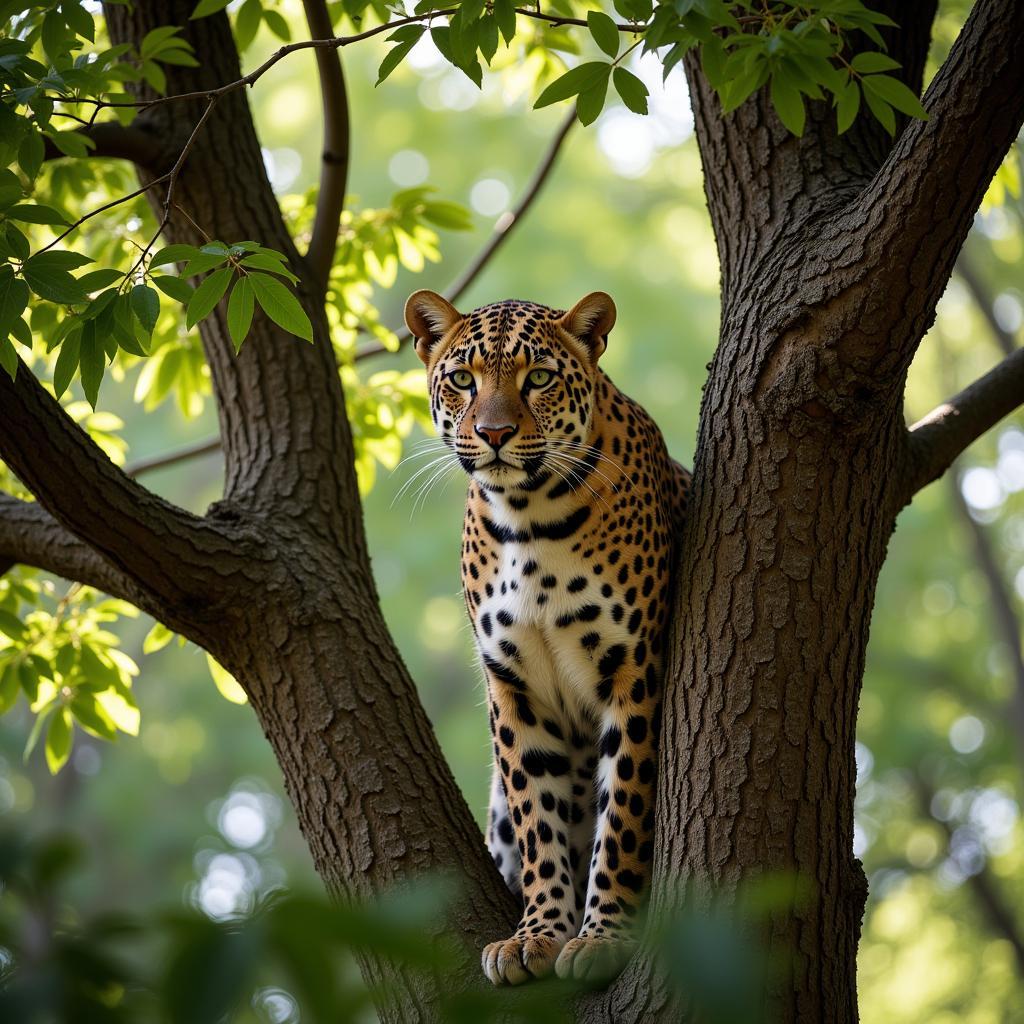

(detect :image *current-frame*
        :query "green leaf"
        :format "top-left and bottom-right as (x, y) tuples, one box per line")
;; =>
(0, 608), (26, 642)
(535, 62), (613, 110)
(421, 201), (474, 231)
(45, 707), (73, 774)
(52, 326), (81, 399)
(24, 705), (53, 762)
(79, 321), (104, 409)
(151, 274), (194, 303)
(613, 67), (649, 115)
(7, 204), (68, 226)
(95, 687), (139, 735)
(850, 51), (901, 74)
(130, 283), (160, 336)
(493, 0), (516, 45)
(233, 0), (263, 52)
(70, 693), (117, 740)
(143, 622), (173, 655)
(238, 253), (297, 281)
(78, 268), (125, 292)
(0, 337), (16, 381)
(248, 273), (313, 342)
(22, 255), (87, 304)
(227, 277), (254, 353)
(0, 271), (29, 338)
(577, 79), (609, 127)
(862, 73), (928, 120)
(835, 80), (861, 135)
(770, 71), (805, 136)
(0, 663), (19, 715)
(262, 9), (291, 40)
(207, 654), (247, 705)
(186, 266), (234, 328)
(191, 0), (232, 17)
(182, 252), (229, 277)
(18, 130), (44, 181)
(377, 28), (424, 85)
(587, 11), (620, 59)
(150, 243), (201, 269)
(861, 81), (895, 134)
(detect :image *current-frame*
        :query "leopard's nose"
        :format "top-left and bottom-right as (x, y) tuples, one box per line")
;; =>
(475, 423), (518, 451)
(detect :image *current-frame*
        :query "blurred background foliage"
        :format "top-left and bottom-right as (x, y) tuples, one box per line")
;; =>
(1, 0), (1022, 1021)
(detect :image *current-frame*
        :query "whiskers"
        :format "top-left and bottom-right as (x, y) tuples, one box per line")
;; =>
(390, 437), (463, 517)
(544, 438), (626, 507)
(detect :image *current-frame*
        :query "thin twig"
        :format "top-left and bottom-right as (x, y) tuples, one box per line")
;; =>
(905, 346), (1024, 499)
(912, 775), (1024, 976)
(354, 105), (577, 360)
(10, 7), (654, 117)
(954, 253), (1017, 358)
(303, 0), (351, 294)
(126, 438), (222, 477)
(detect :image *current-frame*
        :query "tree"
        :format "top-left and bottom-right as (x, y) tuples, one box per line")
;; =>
(0, 1), (1022, 1021)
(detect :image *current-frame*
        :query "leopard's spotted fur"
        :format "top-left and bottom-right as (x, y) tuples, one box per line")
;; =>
(406, 290), (690, 985)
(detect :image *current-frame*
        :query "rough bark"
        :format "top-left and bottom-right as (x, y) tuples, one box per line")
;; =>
(1, 1), (1023, 1022)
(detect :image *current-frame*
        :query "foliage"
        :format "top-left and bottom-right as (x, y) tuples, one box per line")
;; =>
(366, 0), (926, 132)
(0, 830), (791, 1023)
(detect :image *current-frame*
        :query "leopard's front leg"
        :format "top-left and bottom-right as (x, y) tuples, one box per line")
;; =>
(482, 667), (579, 985)
(556, 656), (659, 982)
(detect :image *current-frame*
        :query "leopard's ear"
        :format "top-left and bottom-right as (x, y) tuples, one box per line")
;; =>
(560, 291), (616, 364)
(405, 290), (463, 365)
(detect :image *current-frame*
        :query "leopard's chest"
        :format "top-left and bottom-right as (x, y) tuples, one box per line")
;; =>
(470, 534), (634, 719)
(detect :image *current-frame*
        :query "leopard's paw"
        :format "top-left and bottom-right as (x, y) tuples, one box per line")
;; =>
(554, 934), (636, 983)
(481, 933), (565, 986)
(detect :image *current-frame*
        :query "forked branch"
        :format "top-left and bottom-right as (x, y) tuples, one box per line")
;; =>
(0, 359), (246, 607)
(0, 494), (146, 606)
(905, 346), (1024, 499)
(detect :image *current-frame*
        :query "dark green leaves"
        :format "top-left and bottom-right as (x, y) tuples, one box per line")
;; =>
(22, 251), (90, 304)
(377, 26), (425, 85)
(588, 11), (620, 59)
(248, 273), (313, 343)
(535, 61), (613, 111)
(861, 72), (929, 131)
(130, 284), (160, 337)
(52, 326), (81, 399)
(227, 278), (254, 353)
(186, 267), (233, 328)
(770, 70), (805, 137)
(613, 67), (649, 115)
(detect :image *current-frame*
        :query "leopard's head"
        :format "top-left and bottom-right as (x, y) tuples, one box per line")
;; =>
(405, 290), (616, 490)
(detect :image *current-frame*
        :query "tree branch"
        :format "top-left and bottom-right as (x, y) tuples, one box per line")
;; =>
(844, 0), (1024, 352)
(0, 360), (244, 608)
(948, 476), (1024, 768)
(955, 253), (1017, 359)
(913, 775), (1024, 976)
(303, 0), (350, 294)
(905, 346), (1024, 499)
(0, 494), (146, 605)
(356, 106), (576, 360)
(124, 437), (222, 478)
(42, 121), (160, 167)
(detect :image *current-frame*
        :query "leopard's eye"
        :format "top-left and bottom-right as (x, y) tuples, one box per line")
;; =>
(449, 369), (475, 389)
(526, 368), (554, 389)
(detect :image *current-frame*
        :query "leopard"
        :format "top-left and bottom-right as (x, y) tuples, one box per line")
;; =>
(405, 289), (691, 986)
